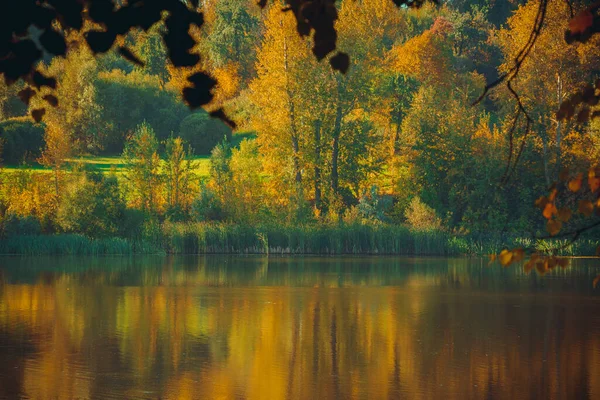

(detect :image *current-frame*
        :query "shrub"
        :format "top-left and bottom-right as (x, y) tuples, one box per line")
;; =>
(57, 172), (126, 237)
(405, 196), (442, 231)
(96, 70), (189, 153)
(357, 185), (391, 222)
(0, 117), (44, 164)
(178, 112), (232, 155)
(191, 184), (227, 222)
(2, 213), (42, 237)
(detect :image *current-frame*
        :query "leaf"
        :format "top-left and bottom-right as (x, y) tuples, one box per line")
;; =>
(578, 200), (594, 217)
(542, 203), (556, 219)
(512, 248), (525, 263)
(42, 94), (58, 107)
(499, 249), (513, 267)
(18, 87), (36, 105)
(534, 196), (548, 209)
(209, 108), (237, 129)
(589, 168), (600, 193)
(557, 258), (570, 269)
(535, 260), (548, 275)
(31, 108), (45, 123)
(32, 71), (56, 89)
(568, 173), (583, 192)
(557, 207), (572, 222)
(577, 107), (591, 123)
(594, 274), (600, 289)
(183, 72), (217, 108)
(39, 28), (67, 56)
(547, 219), (562, 236)
(557, 100), (575, 120)
(118, 46), (145, 66)
(559, 168), (570, 181)
(330, 52), (350, 74)
(488, 253), (496, 265)
(524, 258), (535, 273)
(568, 10), (594, 35)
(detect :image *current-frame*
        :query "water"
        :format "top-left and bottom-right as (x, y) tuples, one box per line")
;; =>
(0, 256), (599, 400)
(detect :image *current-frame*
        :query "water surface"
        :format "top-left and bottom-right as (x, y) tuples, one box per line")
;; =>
(0, 256), (599, 399)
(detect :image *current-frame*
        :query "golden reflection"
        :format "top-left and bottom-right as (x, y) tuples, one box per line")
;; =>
(0, 257), (599, 399)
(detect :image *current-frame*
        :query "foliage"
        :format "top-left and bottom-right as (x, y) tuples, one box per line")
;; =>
(122, 122), (163, 214)
(0, 117), (44, 164)
(57, 171), (126, 237)
(178, 111), (232, 155)
(404, 196), (442, 231)
(96, 70), (190, 153)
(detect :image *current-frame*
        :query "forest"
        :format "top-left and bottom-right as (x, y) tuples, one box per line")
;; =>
(0, 0), (599, 256)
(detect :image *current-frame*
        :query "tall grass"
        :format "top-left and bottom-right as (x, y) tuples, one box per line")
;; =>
(162, 223), (517, 256)
(1, 224), (598, 256)
(0, 234), (163, 256)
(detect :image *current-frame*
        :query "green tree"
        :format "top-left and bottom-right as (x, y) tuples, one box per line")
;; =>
(57, 171), (126, 237)
(178, 111), (232, 155)
(122, 122), (162, 214)
(164, 136), (197, 218)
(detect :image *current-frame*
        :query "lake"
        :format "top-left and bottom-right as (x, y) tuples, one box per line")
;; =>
(0, 256), (599, 399)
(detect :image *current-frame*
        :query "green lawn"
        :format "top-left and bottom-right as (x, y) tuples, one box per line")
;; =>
(1, 133), (256, 177)
(2, 155), (212, 178)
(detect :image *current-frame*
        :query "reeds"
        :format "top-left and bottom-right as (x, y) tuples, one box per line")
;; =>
(1, 224), (597, 256)
(0, 234), (162, 255)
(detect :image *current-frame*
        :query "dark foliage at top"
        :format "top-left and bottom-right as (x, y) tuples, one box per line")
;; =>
(0, 0), (441, 126)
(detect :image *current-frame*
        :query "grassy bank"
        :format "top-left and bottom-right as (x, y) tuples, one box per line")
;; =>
(1, 223), (598, 257)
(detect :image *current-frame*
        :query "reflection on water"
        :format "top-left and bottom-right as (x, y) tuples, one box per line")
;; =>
(0, 256), (599, 399)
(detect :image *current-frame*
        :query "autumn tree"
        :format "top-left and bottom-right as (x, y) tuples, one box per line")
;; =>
(122, 122), (162, 214)
(496, 0), (600, 186)
(248, 5), (316, 208)
(32, 41), (101, 154)
(164, 136), (197, 218)
(38, 124), (71, 200)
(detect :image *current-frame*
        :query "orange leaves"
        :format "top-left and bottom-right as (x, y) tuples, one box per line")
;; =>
(547, 219), (562, 236)
(557, 207), (572, 222)
(589, 168), (600, 193)
(494, 248), (525, 267)
(568, 10), (594, 35)
(498, 249), (513, 266)
(568, 173), (583, 192)
(578, 200), (594, 217)
(538, 167), (600, 237)
(542, 203), (557, 219)
(492, 250), (570, 276)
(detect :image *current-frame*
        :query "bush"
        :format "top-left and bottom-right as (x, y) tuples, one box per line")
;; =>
(191, 184), (227, 222)
(405, 196), (442, 231)
(96, 70), (189, 153)
(57, 172), (126, 237)
(357, 185), (391, 222)
(178, 112), (232, 155)
(2, 214), (42, 237)
(0, 117), (44, 164)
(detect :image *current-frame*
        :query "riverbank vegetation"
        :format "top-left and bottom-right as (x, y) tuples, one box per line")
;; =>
(0, 0), (599, 256)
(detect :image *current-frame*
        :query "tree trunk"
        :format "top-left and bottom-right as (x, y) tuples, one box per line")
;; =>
(331, 78), (343, 196)
(554, 73), (563, 180)
(53, 167), (60, 200)
(314, 119), (322, 211)
(542, 132), (551, 187)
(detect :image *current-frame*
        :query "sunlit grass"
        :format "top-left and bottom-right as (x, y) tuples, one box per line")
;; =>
(2, 155), (212, 178)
